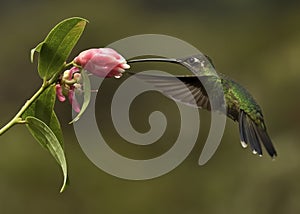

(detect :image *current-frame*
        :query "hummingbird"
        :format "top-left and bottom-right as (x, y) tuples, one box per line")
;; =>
(127, 54), (277, 158)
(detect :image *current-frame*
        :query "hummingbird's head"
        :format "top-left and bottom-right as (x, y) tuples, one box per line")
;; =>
(127, 54), (215, 76)
(176, 54), (215, 72)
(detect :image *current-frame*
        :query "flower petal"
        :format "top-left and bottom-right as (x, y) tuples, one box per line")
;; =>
(68, 87), (81, 113)
(73, 48), (130, 78)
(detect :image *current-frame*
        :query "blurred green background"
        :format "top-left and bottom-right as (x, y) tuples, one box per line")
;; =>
(1, 0), (300, 213)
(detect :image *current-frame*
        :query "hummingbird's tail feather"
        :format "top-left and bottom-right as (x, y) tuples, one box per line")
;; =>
(239, 111), (277, 158)
(255, 125), (277, 158)
(239, 111), (263, 156)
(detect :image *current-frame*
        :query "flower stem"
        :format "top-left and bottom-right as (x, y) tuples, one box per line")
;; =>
(0, 81), (50, 136)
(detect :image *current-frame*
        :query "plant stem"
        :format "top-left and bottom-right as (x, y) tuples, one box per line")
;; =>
(0, 81), (50, 136)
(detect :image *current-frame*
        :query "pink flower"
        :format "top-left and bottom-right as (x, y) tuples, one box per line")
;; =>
(74, 48), (130, 78)
(56, 48), (130, 113)
(55, 67), (81, 113)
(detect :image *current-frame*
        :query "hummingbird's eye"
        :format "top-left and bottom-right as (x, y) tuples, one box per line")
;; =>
(187, 57), (200, 64)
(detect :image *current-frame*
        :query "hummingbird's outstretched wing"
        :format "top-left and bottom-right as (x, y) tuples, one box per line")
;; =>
(127, 72), (211, 110)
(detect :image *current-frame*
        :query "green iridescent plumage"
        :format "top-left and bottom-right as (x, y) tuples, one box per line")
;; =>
(220, 73), (263, 124)
(127, 55), (277, 158)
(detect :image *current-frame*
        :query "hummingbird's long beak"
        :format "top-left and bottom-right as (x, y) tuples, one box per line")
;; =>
(127, 58), (179, 64)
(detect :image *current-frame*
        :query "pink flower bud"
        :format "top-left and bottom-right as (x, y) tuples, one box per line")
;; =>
(55, 68), (82, 113)
(55, 84), (66, 102)
(74, 48), (130, 78)
(68, 67), (81, 80)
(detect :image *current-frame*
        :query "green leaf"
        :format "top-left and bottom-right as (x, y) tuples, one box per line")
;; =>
(38, 17), (88, 80)
(22, 85), (64, 147)
(69, 70), (91, 124)
(26, 116), (68, 192)
(49, 111), (64, 148)
(30, 41), (44, 63)
(22, 85), (55, 122)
